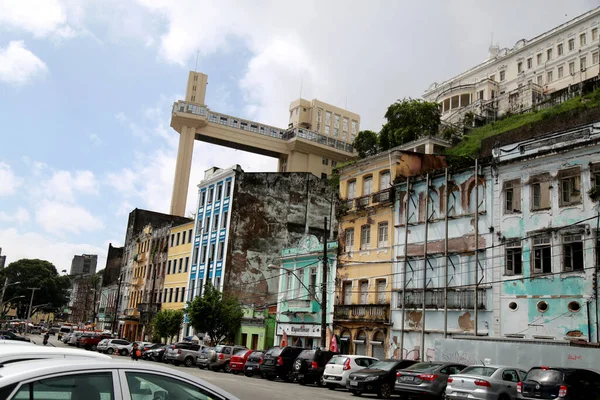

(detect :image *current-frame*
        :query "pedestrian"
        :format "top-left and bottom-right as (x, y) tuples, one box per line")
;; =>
(131, 342), (140, 361)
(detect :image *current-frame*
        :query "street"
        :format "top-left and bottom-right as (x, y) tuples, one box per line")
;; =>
(36, 335), (358, 400)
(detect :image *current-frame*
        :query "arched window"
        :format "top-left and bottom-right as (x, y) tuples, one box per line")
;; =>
(340, 330), (352, 355)
(355, 330), (367, 355)
(371, 331), (386, 359)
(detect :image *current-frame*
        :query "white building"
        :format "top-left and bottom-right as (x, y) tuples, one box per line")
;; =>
(424, 7), (600, 125)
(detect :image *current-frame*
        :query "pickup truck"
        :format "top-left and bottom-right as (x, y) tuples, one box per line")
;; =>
(79, 333), (113, 351)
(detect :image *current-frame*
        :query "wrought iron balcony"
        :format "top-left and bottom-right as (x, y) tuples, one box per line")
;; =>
(372, 188), (394, 205)
(398, 288), (486, 310)
(355, 195), (370, 209)
(137, 303), (161, 313)
(334, 304), (390, 323)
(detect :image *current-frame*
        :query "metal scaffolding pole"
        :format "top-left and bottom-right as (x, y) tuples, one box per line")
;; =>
(420, 173), (430, 359)
(399, 177), (410, 354)
(443, 168), (450, 338)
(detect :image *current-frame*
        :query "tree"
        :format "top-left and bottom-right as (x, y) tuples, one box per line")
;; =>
(187, 282), (243, 345)
(379, 98), (441, 150)
(352, 130), (379, 158)
(0, 259), (71, 318)
(152, 309), (184, 343)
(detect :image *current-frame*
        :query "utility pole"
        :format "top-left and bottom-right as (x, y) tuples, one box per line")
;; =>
(0, 277), (8, 320)
(111, 276), (122, 335)
(25, 287), (40, 334)
(321, 217), (328, 349)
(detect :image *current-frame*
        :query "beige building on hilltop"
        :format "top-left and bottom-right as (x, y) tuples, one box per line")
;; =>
(169, 71), (360, 216)
(424, 7), (600, 125)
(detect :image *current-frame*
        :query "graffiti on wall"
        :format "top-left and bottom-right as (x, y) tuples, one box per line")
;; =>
(388, 335), (436, 361)
(440, 350), (478, 365)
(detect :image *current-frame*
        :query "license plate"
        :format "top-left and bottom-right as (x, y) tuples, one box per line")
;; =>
(456, 393), (468, 398)
(350, 381), (358, 387)
(402, 376), (414, 381)
(247, 367), (252, 370)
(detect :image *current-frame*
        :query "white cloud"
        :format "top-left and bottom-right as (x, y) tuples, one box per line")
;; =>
(0, 207), (31, 225)
(35, 200), (104, 235)
(0, 162), (23, 196)
(0, 0), (72, 38)
(0, 41), (48, 85)
(0, 227), (106, 272)
(42, 170), (99, 202)
(88, 133), (102, 145)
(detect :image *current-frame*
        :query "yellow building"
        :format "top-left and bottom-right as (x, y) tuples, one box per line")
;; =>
(163, 221), (194, 312)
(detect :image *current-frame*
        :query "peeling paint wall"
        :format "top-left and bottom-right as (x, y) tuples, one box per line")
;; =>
(224, 172), (337, 306)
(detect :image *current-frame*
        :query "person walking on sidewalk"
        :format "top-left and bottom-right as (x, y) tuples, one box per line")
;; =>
(131, 342), (141, 361)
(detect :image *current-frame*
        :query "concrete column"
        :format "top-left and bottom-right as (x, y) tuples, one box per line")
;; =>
(170, 125), (196, 216)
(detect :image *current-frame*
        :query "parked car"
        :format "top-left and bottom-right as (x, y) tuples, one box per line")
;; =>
(142, 343), (166, 360)
(0, 358), (240, 400)
(68, 332), (84, 346)
(0, 330), (31, 343)
(244, 351), (264, 377)
(165, 342), (204, 367)
(445, 365), (527, 400)
(76, 332), (96, 348)
(261, 346), (305, 382)
(230, 349), (253, 374)
(292, 349), (338, 386)
(124, 341), (154, 356)
(208, 344), (248, 372)
(96, 338), (131, 355)
(61, 332), (73, 343)
(196, 347), (215, 369)
(79, 333), (113, 351)
(517, 366), (600, 400)
(347, 359), (418, 398)
(395, 361), (467, 399)
(29, 326), (42, 335)
(323, 354), (378, 390)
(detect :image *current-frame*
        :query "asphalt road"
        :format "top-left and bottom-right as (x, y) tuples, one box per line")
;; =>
(33, 335), (363, 400)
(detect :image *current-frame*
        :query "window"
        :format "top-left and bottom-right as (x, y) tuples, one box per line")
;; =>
(500, 70), (505, 81)
(182, 231), (187, 244)
(169, 288), (173, 302)
(216, 184), (222, 201)
(557, 43), (563, 56)
(363, 176), (373, 196)
(581, 57), (587, 70)
(547, 70), (553, 83)
(360, 225), (371, 250)
(376, 279), (386, 304)
(217, 242), (224, 260)
(558, 66), (564, 79)
(580, 33), (586, 47)
(125, 371), (222, 400)
(379, 171), (390, 190)
(593, 28), (598, 42)
(13, 372), (114, 400)
(208, 187), (213, 203)
(569, 61), (575, 75)
(505, 239), (522, 275)
(332, 160), (338, 168)
(309, 267), (317, 299)
(347, 180), (356, 199)
(537, 75), (543, 86)
(345, 228), (355, 252)
(378, 222), (388, 247)
(213, 215), (219, 230)
(188, 229), (192, 243)
(193, 246), (199, 265)
(334, 114), (340, 129)
(533, 236), (552, 274)
(531, 175), (551, 210)
(322, 158), (329, 166)
(201, 244), (207, 263)
(547, 48), (552, 61)
(170, 234), (174, 247)
(284, 272), (292, 300)
(225, 181), (232, 198)
(178, 258), (183, 273)
(180, 287), (185, 302)
(325, 111), (331, 125)
(221, 211), (228, 229)
(209, 243), (215, 261)
(359, 280), (368, 304)
(517, 62), (523, 73)
(351, 120), (357, 134)
(167, 260), (171, 275)
(175, 288), (179, 302)
(536, 53), (542, 65)
(184, 257), (189, 273)
(504, 180), (522, 213)
(200, 191), (206, 207)
(568, 38), (575, 51)
(594, 52), (599, 65)
(343, 118), (348, 132)
(204, 216), (211, 231)
(559, 167), (581, 206)
(325, 125), (330, 135)
(563, 234), (584, 272)
(343, 281), (352, 305)
(295, 269), (304, 298)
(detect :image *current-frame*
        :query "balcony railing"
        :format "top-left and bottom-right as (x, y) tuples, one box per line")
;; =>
(334, 304), (390, 323)
(372, 188), (393, 205)
(398, 288), (486, 310)
(355, 195), (370, 209)
(137, 303), (161, 313)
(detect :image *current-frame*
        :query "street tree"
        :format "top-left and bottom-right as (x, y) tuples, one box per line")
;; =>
(187, 282), (243, 345)
(152, 309), (184, 343)
(0, 259), (71, 318)
(352, 130), (379, 158)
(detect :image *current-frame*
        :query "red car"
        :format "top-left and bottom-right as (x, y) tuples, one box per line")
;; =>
(79, 333), (113, 351)
(230, 349), (253, 374)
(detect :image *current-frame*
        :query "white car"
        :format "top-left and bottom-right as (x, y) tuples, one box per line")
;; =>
(0, 358), (240, 399)
(0, 346), (111, 364)
(323, 354), (379, 389)
(96, 338), (131, 355)
(68, 332), (83, 345)
(0, 340), (34, 346)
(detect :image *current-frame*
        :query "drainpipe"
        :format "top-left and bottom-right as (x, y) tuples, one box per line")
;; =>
(444, 168), (449, 338)
(399, 177), (410, 355)
(420, 173), (430, 360)
(474, 159), (479, 337)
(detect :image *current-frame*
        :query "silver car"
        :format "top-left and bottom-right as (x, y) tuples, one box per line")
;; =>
(446, 365), (527, 400)
(96, 338), (131, 355)
(0, 358), (240, 399)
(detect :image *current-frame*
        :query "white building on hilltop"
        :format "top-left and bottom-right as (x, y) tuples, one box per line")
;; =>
(424, 7), (600, 125)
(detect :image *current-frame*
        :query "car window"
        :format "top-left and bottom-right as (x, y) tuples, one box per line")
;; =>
(191, 345), (200, 351)
(328, 356), (348, 365)
(298, 350), (315, 360)
(356, 358), (372, 367)
(461, 366), (498, 377)
(125, 372), (221, 400)
(11, 372), (114, 400)
(222, 347), (232, 355)
(405, 363), (443, 372)
(502, 370), (520, 382)
(527, 368), (563, 383)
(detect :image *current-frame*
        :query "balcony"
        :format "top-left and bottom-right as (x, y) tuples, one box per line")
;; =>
(398, 288), (486, 310)
(137, 303), (161, 314)
(372, 188), (394, 205)
(280, 298), (320, 314)
(132, 277), (143, 286)
(334, 304), (390, 323)
(355, 195), (370, 209)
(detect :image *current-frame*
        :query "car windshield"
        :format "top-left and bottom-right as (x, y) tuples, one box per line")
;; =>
(404, 363), (443, 372)
(460, 366), (498, 377)
(369, 361), (398, 371)
(527, 369), (563, 383)
(267, 347), (282, 357)
(248, 352), (263, 360)
(214, 345), (226, 353)
(234, 350), (249, 357)
(298, 350), (315, 359)
(328, 356), (348, 365)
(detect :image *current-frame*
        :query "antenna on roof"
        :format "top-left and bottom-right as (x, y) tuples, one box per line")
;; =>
(194, 49), (200, 72)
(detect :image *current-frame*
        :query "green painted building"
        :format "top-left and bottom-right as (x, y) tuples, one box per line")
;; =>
(234, 305), (276, 350)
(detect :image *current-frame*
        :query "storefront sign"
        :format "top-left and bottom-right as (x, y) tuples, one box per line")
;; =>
(277, 323), (321, 337)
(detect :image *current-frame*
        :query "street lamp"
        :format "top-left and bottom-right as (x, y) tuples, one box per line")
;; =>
(0, 279), (21, 314)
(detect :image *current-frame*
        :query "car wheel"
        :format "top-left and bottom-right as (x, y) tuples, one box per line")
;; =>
(327, 384), (336, 390)
(298, 378), (306, 385)
(266, 374), (275, 381)
(351, 390), (362, 396)
(119, 349), (128, 356)
(316, 375), (325, 387)
(378, 382), (392, 399)
(106, 348), (114, 355)
(91, 345), (97, 351)
(184, 357), (194, 367)
(223, 363), (231, 373)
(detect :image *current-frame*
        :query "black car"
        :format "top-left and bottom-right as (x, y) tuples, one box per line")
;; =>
(244, 351), (264, 377)
(261, 346), (304, 382)
(292, 349), (338, 386)
(142, 344), (166, 360)
(517, 366), (600, 399)
(347, 359), (418, 399)
(0, 330), (31, 342)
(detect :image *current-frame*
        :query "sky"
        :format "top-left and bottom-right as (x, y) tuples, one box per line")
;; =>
(0, 0), (597, 272)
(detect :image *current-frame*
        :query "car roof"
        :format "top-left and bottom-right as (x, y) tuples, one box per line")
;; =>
(0, 358), (239, 399)
(0, 346), (112, 362)
(334, 354), (376, 359)
(462, 365), (521, 369)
